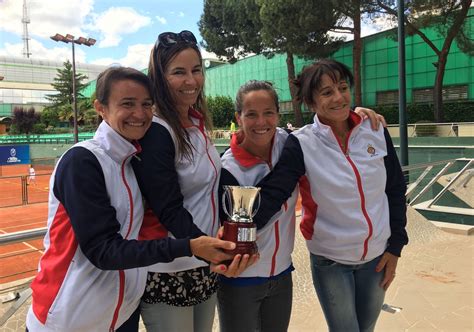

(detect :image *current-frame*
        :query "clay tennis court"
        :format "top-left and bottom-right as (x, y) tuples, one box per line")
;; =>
(0, 167), (51, 285)
(0, 203), (48, 284)
(0, 173), (51, 208)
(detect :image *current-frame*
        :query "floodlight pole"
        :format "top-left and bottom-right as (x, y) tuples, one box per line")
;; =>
(71, 39), (78, 143)
(50, 33), (96, 143)
(398, 0), (409, 166)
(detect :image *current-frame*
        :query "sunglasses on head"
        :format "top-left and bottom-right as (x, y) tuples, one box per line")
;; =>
(156, 30), (197, 48)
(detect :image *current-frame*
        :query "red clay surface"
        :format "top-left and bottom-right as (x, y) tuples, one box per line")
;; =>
(0, 203), (48, 284)
(0, 172), (52, 208)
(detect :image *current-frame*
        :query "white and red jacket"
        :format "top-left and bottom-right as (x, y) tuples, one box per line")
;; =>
(220, 128), (297, 278)
(133, 110), (221, 273)
(27, 122), (192, 331)
(254, 112), (408, 265)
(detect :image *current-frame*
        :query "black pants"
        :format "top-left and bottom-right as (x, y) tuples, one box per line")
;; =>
(117, 306), (140, 332)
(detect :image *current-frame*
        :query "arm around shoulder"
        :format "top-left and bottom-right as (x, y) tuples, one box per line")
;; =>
(383, 128), (408, 256)
(254, 134), (305, 229)
(54, 147), (191, 270)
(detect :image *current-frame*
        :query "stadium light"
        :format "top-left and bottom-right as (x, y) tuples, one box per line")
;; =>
(50, 33), (96, 143)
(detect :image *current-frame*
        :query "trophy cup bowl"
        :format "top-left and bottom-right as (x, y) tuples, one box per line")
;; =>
(222, 185), (260, 257)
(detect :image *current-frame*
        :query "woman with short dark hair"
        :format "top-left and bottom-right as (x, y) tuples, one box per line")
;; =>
(253, 59), (408, 332)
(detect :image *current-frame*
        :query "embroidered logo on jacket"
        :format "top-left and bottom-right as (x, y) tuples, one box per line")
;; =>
(367, 144), (378, 157)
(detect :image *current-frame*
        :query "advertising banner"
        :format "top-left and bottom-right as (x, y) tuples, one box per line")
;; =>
(0, 145), (30, 166)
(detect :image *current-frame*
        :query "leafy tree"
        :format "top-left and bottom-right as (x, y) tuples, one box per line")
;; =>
(200, 0), (344, 126)
(11, 107), (40, 134)
(207, 95), (235, 128)
(332, 0), (380, 105)
(31, 123), (47, 134)
(45, 60), (89, 126)
(258, 0), (345, 126)
(200, 0), (264, 61)
(83, 108), (100, 128)
(39, 107), (60, 128)
(375, 0), (473, 122)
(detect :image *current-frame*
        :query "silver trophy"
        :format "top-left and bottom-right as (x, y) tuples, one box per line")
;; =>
(221, 185), (260, 255)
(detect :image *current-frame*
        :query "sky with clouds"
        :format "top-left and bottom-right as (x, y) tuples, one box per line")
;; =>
(0, 0), (392, 70)
(0, 0), (212, 70)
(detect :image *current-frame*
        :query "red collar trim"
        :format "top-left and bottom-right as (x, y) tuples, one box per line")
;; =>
(132, 140), (142, 154)
(230, 132), (272, 168)
(348, 110), (362, 128)
(182, 107), (204, 130)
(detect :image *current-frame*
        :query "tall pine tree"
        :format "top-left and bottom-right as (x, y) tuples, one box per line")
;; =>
(376, 0), (473, 122)
(45, 60), (89, 125)
(200, 0), (343, 127)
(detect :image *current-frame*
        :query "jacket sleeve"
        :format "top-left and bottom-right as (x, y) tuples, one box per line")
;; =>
(253, 134), (306, 229)
(54, 147), (191, 270)
(383, 128), (409, 256)
(132, 122), (205, 239)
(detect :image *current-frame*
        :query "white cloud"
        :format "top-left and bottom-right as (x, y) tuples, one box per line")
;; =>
(0, 0), (94, 39)
(0, 1), (152, 50)
(156, 16), (167, 25)
(0, 38), (87, 63)
(169, 11), (185, 18)
(91, 45), (223, 71)
(91, 43), (153, 70)
(90, 7), (152, 48)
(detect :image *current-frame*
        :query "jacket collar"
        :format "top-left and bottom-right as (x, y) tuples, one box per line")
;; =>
(230, 131), (275, 168)
(183, 107), (205, 131)
(311, 111), (362, 136)
(93, 121), (141, 164)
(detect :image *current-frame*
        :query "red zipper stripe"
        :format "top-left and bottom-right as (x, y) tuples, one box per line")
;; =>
(121, 153), (136, 239)
(270, 220), (280, 276)
(110, 152), (136, 330)
(345, 156), (373, 260)
(198, 124), (219, 235)
(109, 270), (125, 331)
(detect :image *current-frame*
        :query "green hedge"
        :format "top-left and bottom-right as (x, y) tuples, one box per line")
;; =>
(374, 102), (474, 124)
(276, 101), (474, 126)
(279, 112), (314, 127)
(207, 96), (235, 129)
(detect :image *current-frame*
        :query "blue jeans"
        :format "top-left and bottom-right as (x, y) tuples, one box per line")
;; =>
(217, 273), (293, 332)
(140, 294), (216, 332)
(310, 254), (385, 332)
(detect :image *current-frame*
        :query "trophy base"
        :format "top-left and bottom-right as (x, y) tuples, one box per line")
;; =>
(222, 221), (258, 257)
(223, 242), (259, 256)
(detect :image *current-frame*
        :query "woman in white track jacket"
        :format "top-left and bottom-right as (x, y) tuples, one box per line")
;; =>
(218, 81), (298, 332)
(253, 59), (408, 332)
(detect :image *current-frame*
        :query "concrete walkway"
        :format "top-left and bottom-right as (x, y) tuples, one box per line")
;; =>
(1, 207), (473, 331)
(284, 207), (473, 331)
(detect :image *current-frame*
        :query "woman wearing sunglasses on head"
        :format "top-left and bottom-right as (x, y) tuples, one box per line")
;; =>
(132, 30), (258, 332)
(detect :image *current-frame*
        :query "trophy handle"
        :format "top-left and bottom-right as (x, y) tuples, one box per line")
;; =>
(222, 188), (232, 219)
(251, 191), (261, 218)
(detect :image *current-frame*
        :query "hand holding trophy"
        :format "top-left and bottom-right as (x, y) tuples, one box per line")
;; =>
(221, 185), (260, 256)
